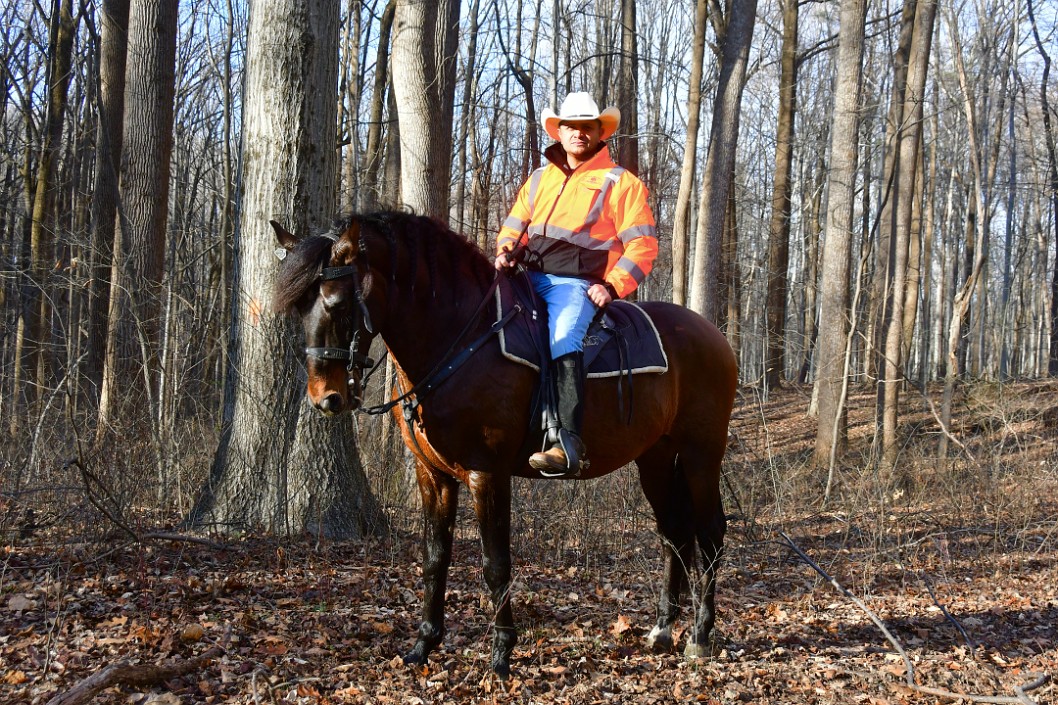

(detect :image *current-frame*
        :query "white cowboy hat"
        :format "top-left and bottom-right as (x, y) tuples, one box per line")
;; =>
(541, 92), (621, 142)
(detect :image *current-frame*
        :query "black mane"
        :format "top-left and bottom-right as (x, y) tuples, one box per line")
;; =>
(273, 210), (495, 314)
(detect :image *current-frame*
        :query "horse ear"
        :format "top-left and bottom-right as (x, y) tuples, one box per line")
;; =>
(270, 220), (300, 251)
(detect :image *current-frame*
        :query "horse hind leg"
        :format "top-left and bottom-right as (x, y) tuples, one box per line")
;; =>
(636, 444), (697, 653)
(680, 444), (727, 659)
(468, 470), (517, 678)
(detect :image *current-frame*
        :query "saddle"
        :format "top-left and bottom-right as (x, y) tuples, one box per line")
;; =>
(496, 273), (667, 443)
(496, 274), (668, 379)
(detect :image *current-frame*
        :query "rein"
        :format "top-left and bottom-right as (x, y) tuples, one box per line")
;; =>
(358, 274), (519, 419)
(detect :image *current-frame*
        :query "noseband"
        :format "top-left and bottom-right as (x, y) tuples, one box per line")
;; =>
(303, 233), (375, 374)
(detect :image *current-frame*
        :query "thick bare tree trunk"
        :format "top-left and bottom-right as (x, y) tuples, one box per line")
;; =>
(865, 1), (917, 385)
(86, 0), (130, 403)
(453, 0), (481, 228)
(764, 0), (798, 392)
(391, 0), (460, 219)
(670, 0), (708, 306)
(879, 0), (936, 471)
(615, 0), (639, 175)
(362, 0), (395, 209)
(24, 0), (76, 419)
(689, 0), (757, 322)
(814, 0), (869, 471)
(1027, 0), (1058, 374)
(97, 0), (179, 439)
(192, 0), (383, 538)
(341, 0), (362, 211)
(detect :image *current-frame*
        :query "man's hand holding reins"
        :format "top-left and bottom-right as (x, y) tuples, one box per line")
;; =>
(494, 252), (515, 271)
(587, 283), (612, 308)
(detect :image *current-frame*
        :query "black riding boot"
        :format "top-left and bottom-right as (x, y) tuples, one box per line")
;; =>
(530, 351), (588, 477)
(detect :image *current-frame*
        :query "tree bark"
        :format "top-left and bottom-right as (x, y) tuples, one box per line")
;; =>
(1026, 0), (1058, 375)
(391, 0), (460, 219)
(97, 0), (179, 438)
(764, 0), (798, 392)
(615, 0), (639, 175)
(879, 0), (936, 471)
(24, 0), (76, 417)
(192, 0), (383, 538)
(671, 0), (708, 307)
(814, 0), (868, 469)
(86, 0), (130, 401)
(688, 0), (757, 322)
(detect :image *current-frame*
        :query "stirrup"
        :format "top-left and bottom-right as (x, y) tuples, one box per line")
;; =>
(530, 430), (588, 478)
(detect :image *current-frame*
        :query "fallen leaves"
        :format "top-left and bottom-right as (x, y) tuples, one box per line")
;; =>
(0, 507), (1055, 705)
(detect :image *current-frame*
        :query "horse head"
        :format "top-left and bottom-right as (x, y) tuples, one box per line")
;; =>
(272, 218), (382, 415)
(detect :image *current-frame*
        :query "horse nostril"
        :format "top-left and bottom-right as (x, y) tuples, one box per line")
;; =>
(319, 392), (344, 414)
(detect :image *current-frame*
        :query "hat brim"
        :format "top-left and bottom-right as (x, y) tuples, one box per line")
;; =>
(542, 107), (621, 142)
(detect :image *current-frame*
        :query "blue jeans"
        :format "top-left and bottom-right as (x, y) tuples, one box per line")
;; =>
(527, 271), (599, 357)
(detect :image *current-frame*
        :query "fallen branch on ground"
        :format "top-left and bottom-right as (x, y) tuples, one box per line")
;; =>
(778, 531), (1049, 705)
(44, 646), (223, 705)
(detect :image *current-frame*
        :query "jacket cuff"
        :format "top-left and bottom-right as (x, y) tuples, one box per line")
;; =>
(604, 282), (620, 300)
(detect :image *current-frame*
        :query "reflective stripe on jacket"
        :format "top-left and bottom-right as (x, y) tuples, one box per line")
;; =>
(496, 142), (657, 300)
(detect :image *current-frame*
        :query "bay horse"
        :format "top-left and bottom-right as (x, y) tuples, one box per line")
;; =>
(272, 211), (737, 677)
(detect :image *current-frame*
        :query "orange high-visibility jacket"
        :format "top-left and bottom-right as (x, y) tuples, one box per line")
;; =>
(496, 143), (657, 300)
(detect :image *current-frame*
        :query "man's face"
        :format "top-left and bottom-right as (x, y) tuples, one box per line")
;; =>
(558, 120), (603, 163)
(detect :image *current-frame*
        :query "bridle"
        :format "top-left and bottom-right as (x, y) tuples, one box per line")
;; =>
(303, 230), (522, 419)
(303, 232), (376, 382)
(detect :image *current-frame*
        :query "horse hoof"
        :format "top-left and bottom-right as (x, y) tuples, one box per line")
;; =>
(492, 660), (511, 680)
(402, 645), (428, 666)
(683, 632), (722, 659)
(645, 625), (674, 652)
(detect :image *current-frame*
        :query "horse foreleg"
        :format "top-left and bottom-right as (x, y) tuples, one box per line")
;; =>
(468, 471), (517, 679)
(404, 463), (459, 666)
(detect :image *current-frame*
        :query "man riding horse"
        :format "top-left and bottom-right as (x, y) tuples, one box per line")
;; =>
(494, 91), (658, 478)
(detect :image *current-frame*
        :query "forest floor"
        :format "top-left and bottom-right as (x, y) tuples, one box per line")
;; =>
(3, 381), (1057, 704)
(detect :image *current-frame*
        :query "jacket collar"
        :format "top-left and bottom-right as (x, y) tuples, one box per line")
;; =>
(543, 141), (614, 175)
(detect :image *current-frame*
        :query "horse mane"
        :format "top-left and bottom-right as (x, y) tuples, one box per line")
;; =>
(339, 211), (495, 300)
(273, 210), (495, 314)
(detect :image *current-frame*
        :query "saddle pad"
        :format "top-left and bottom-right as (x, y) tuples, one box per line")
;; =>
(496, 276), (668, 378)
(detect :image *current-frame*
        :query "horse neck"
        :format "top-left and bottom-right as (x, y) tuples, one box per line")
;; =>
(374, 263), (493, 384)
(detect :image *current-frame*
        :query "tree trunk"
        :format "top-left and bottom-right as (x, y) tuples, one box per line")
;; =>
(362, 0), (395, 209)
(25, 0), (76, 417)
(391, 0), (460, 220)
(615, 0), (639, 175)
(192, 0), (384, 538)
(1027, 0), (1058, 374)
(453, 0), (481, 228)
(688, 0), (757, 322)
(799, 154), (825, 384)
(814, 0), (868, 470)
(879, 0), (936, 471)
(670, 0), (707, 306)
(97, 0), (179, 439)
(764, 0), (798, 392)
(86, 0), (130, 402)
(865, 0), (917, 388)
(341, 0), (362, 211)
